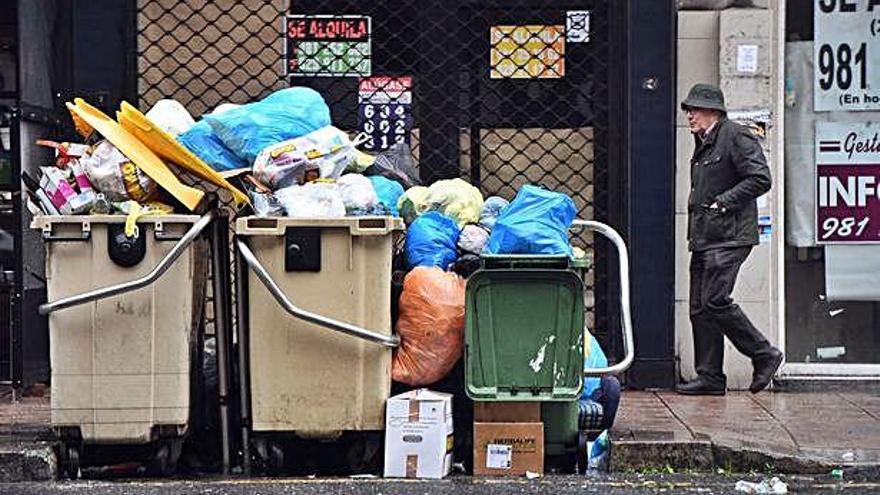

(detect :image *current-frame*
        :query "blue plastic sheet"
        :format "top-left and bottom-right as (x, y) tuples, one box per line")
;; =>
(369, 176), (404, 216)
(204, 87), (331, 164)
(485, 186), (576, 255)
(178, 121), (248, 172)
(405, 211), (460, 270)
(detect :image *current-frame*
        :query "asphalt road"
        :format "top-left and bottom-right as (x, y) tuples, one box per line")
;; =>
(1, 474), (877, 495)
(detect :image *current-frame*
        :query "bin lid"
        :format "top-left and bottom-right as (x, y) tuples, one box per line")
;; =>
(66, 98), (205, 211)
(117, 102), (249, 207)
(465, 268), (584, 401)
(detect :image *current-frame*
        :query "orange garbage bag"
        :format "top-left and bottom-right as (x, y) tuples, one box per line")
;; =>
(392, 267), (467, 386)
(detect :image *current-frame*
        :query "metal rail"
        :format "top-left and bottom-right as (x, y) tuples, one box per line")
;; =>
(38, 212), (215, 315)
(572, 220), (635, 377)
(235, 240), (400, 349)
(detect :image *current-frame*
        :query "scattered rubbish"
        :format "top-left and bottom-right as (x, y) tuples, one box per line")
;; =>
(816, 346), (846, 360)
(831, 468), (844, 480)
(349, 474), (377, 479)
(828, 308), (845, 317)
(842, 452), (855, 462)
(525, 471), (541, 479)
(81, 140), (158, 203)
(734, 477), (788, 494)
(587, 430), (610, 472)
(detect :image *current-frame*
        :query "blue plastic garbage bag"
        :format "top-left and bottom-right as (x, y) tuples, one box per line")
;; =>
(582, 333), (608, 400)
(479, 196), (510, 230)
(405, 211), (460, 270)
(204, 87), (331, 164)
(369, 176), (404, 217)
(485, 185), (576, 255)
(178, 121), (248, 172)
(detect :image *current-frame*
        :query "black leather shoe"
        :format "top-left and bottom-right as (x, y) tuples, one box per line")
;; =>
(676, 377), (726, 396)
(750, 348), (784, 394)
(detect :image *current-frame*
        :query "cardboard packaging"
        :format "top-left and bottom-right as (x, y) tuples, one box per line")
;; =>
(474, 402), (541, 423)
(473, 422), (544, 476)
(384, 389), (454, 479)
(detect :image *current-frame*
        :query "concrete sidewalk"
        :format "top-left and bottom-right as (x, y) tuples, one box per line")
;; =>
(3, 387), (880, 481)
(612, 390), (880, 475)
(0, 386), (55, 482)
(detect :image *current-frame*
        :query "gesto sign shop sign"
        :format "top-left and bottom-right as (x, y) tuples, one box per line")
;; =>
(815, 122), (880, 243)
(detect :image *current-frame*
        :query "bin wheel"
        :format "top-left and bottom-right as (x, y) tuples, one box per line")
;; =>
(345, 433), (382, 474)
(149, 440), (182, 477)
(60, 445), (81, 480)
(253, 438), (285, 474)
(577, 431), (589, 475)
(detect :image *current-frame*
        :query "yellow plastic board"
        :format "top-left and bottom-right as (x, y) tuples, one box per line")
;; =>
(117, 102), (248, 206)
(66, 99), (205, 211)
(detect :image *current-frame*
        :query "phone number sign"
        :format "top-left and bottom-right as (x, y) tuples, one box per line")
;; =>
(814, 0), (880, 111)
(816, 122), (880, 243)
(358, 76), (413, 152)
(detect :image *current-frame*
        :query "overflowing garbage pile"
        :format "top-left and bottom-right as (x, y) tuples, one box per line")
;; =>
(392, 182), (580, 386)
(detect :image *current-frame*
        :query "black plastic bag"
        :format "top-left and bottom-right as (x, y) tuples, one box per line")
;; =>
(363, 143), (420, 189)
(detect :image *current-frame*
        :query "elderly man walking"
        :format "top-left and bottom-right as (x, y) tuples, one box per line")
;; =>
(677, 83), (784, 396)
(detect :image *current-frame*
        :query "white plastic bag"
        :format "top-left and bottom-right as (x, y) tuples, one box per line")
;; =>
(145, 99), (195, 136)
(80, 140), (158, 202)
(276, 181), (346, 218)
(337, 174), (379, 211)
(252, 126), (356, 190)
(458, 224), (490, 255)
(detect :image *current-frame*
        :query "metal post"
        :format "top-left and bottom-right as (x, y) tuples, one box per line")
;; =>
(210, 216), (231, 475)
(234, 244), (252, 475)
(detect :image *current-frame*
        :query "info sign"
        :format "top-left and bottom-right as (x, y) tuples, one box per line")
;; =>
(814, 0), (880, 111)
(816, 122), (880, 243)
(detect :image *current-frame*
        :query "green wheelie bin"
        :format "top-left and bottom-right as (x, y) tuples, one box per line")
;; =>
(465, 220), (634, 473)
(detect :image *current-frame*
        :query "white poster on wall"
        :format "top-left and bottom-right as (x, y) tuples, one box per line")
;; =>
(814, 0), (880, 111)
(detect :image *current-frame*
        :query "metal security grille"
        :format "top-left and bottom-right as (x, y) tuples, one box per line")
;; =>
(137, 0), (618, 344)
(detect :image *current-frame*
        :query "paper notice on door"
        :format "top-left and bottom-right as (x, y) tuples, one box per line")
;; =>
(486, 444), (512, 469)
(737, 45), (758, 73)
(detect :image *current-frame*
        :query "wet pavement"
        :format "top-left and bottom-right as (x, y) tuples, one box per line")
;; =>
(1, 474), (879, 495)
(612, 391), (880, 473)
(3, 387), (880, 481)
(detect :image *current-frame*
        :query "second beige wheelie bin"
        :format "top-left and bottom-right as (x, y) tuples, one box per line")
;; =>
(235, 216), (404, 474)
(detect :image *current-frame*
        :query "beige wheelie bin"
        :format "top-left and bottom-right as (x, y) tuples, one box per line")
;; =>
(35, 213), (214, 478)
(234, 216), (403, 474)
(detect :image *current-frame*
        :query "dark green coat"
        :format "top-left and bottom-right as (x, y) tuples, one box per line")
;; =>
(687, 117), (772, 252)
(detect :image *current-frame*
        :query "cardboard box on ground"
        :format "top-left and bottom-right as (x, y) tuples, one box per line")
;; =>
(384, 389), (454, 479)
(473, 422), (544, 476)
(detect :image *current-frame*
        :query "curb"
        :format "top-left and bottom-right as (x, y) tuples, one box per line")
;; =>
(611, 437), (880, 475)
(0, 443), (58, 482)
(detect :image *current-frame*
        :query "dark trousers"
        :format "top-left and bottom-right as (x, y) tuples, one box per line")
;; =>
(689, 247), (773, 386)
